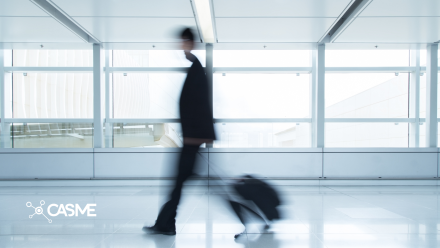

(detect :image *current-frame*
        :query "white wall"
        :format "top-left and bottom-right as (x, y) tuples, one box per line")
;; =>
(0, 148), (438, 180)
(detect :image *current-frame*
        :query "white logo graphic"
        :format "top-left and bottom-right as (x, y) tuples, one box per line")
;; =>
(26, 201), (97, 223)
(26, 200), (52, 223)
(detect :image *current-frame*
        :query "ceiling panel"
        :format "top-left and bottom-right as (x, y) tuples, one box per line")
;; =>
(360, 0), (440, 17)
(216, 18), (336, 42)
(52, 0), (194, 17)
(334, 17), (440, 43)
(213, 0), (353, 17)
(73, 17), (197, 42)
(0, 17), (85, 42)
(0, 0), (49, 16)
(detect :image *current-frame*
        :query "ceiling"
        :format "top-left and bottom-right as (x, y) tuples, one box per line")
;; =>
(0, 0), (439, 49)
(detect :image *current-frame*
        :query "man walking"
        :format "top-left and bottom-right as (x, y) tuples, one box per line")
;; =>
(143, 28), (216, 235)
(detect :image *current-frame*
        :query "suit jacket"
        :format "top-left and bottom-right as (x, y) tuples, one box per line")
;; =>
(179, 55), (216, 140)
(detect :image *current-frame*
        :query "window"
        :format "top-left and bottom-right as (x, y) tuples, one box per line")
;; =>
(214, 74), (310, 118)
(107, 123), (182, 148)
(326, 50), (409, 67)
(325, 73), (408, 118)
(12, 73), (93, 118)
(214, 123), (311, 148)
(13, 50), (92, 67)
(112, 73), (185, 118)
(326, 123), (408, 147)
(11, 123), (93, 148)
(112, 50), (206, 67)
(214, 50), (310, 67)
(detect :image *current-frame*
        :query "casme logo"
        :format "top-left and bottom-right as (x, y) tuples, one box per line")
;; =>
(26, 200), (97, 223)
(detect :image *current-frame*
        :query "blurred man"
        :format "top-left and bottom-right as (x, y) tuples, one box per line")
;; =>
(143, 28), (215, 235)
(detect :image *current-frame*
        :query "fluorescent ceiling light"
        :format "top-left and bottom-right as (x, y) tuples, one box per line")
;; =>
(193, 0), (215, 43)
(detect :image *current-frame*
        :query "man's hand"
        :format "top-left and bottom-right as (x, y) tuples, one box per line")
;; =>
(184, 137), (213, 145)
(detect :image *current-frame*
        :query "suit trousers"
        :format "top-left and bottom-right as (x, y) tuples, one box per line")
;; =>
(154, 144), (199, 231)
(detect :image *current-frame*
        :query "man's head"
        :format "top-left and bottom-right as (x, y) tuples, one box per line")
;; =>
(180, 28), (195, 52)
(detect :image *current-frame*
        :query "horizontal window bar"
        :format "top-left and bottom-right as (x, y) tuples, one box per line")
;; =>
(2, 118), (436, 124)
(5, 67), (437, 74)
(214, 118), (311, 123)
(108, 67), (189, 73)
(325, 67), (418, 73)
(2, 118), (93, 123)
(5, 67), (93, 73)
(106, 118), (180, 123)
(106, 118), (312, 123)
(325, 118), (416, 123)
(213, 67), (312, 73)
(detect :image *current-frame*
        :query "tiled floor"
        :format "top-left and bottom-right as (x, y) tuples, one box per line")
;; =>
(0, 184), (440, 247)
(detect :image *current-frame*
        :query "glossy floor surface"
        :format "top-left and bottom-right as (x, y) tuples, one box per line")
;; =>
(1, 184), (440, 247)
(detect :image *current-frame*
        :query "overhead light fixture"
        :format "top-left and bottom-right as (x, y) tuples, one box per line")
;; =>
(193, 0), (215, 43)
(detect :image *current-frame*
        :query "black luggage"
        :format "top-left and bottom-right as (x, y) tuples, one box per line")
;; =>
(196, 153), (282, 238)
(233, 175), (281, 221)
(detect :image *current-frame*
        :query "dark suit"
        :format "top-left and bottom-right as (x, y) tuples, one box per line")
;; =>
(154, 53), (215, 231)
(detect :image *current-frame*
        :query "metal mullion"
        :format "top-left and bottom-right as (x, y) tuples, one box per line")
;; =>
(93, 44), (104, 148)
(409, 49), (421, 147)
(425, 44), (438, 147)
(206, 44), (214, 148)
(104, 49), (112, 148)
(0, 49), (7, 148)
(315, 45), (325, 148)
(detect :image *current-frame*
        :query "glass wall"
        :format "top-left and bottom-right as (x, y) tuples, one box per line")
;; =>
(108, 123), (181, 148)
(11, 123), (93, 148)
(214, 74), (310, 118)
(12, 73), (93, 118)
(214, 123), (311, 148)
(1, 48), (438, 148)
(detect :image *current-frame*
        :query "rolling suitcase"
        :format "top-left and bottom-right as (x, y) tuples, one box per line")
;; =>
(233, 175), (281, 221)
(197, 153), (281, 238)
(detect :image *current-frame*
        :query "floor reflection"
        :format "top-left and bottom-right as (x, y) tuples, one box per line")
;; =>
(0, 185), (439, 247)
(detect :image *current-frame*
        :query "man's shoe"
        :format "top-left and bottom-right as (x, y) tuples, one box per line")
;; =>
(142, 226), (176, 236)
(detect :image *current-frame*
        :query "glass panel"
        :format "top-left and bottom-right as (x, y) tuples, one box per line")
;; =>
(419, 122), (440, 147)
(326, 50), (409, 67)
(13, 50), (92, 67)
(12, 73), (93, 118)
(112, 50), (206, 67)
(214, 50), (310, 67)
(12, 123), (93, 148)
(214, 74), (310, 118)
(214, 123), (311, 148)
(112, 73), (185, 118)
(326, 73), (408, 118)
(419, 73), (440, 118)
(419, 49), (440, 67)
(325, 123), (408, 147)
(107, 123), (182, 148)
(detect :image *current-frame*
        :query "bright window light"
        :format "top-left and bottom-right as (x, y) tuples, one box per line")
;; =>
(193, 0), (215, 43)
